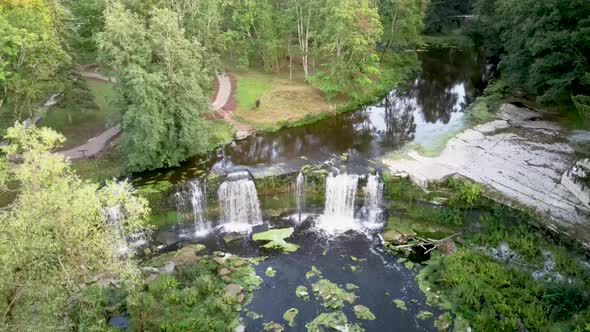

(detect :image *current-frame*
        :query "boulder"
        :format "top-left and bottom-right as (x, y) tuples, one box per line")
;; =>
(438, 240), (457, 256)
(218, 267), (232, 276)
(159, 262), (175, 274)
(145, 274), (159, 284)
(235, 130), (250, 141)
(226, 283), (243, 296)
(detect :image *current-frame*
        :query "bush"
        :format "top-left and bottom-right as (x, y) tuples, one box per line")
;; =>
(544, 282), (590, 321)
(447, 178), (482, 209)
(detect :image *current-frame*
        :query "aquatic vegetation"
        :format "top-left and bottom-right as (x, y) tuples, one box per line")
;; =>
(127, 261), (246, 331)
(434, 313), (452, 331)
(393, 299), (407, 310)
(350, 265), (358, 272)
(346, 283), (359, 290)
(229, 264), (263, 292)
(246, 311), (263, 320)
(306, 266), (323, 279)
(263, 321), (284, 332)
(311, 279), (357, 309)
(354, 305), (376, 320)
(416, 311), (433, 320)
(265, 267), (277, 277)
(296, 285), (310, 300)
(283, 308), (299, 327)
(446, 178), (481, 209)
(305, 311), (364, 332)
(252, 227), (300, 253)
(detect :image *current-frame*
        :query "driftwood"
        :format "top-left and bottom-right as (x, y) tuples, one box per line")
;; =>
(390, 232), (461, 254)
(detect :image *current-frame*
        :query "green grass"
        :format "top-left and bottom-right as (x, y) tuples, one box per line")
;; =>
(70, 145), (126, 183)
(206, 120), (234, 150)
(39, 79), (120, 149)
(234, 72), (273, 109)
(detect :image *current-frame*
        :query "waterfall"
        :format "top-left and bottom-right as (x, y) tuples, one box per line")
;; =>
(365, 174), (384, 226)
(324, 173), (359, 217)
(295, 172), (305, 222)
(317, 173), (360, 233)
(175, 180), (211, 236)
(103, 205), (146, 255)
(218, 171), (262, 229)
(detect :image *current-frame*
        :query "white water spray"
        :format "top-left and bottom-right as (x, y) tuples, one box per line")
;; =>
(103, 205), (146, 255)
(218, 171), (262, 230)
(175, 180), (211, 236)
(317, 173), (360, 233)
(324, 173), (359, 217)
(364, 174), (384, 226)
(295, 172), (305, 222)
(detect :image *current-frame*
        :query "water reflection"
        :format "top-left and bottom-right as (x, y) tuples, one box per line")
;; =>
(134, 47), (486, 184)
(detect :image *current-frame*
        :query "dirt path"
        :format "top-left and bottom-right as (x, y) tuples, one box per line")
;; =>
(59, 73), (232, 160)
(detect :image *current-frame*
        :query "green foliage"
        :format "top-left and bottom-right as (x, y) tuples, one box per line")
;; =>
(378, 0), (428, 49)
(65, 0), (105, 62)
(234, 72), (273, 109)
(573, 94), (590, 118)
(544, 282), (590, 321)
(472, 0), (590, 105)
(310, 0), (383, 100)
(0, 1), (71, 118)
(423, 0), (473, 34)
(128, 262), (242, 331)
(0, 124), (149, 331)
(252, 227), (300, 253)
(97, 3), (215, 172)
(311, 278), (357, 309)
(430, 248), (548, 331)
(446, 178), (481, 209)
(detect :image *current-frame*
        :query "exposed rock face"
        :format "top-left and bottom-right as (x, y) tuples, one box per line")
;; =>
(562, 158), (590, 208)
(384, 104), (590, 249)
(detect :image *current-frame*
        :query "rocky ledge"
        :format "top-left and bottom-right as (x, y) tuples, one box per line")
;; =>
(383, 104), (590, 249)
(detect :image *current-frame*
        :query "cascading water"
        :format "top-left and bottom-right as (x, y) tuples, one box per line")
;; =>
(103, 205), (146, 255)
(317, 173), (360, 233)
(218, 171), (262, 231)
(364, 174), (384, 227)
(174, 180), (211, 236)
(295, 172), (305, 222)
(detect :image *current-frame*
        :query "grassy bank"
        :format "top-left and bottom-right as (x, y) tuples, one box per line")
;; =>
(382, 175), (590, 331)
(232, 70), (343, 131)
(232, 51), (420, 133)
(39, 79), (121, 149)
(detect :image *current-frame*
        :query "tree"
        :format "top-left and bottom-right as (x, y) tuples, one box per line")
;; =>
(378, 0), (429, 60)
(0, 123), (149, 330)
(97, 3), (214, 171)
(496, 0), (590, 104)
(311, 0), (383, 100)
(423, 0), (472, 34)
(65, 0), (106, 62)
(161, 0), (225, 73)
(0, 1), (71, 119)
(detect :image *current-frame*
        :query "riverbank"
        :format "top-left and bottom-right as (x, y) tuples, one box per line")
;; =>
(229, 51), (420, 133)
(383, 103), (590, 249)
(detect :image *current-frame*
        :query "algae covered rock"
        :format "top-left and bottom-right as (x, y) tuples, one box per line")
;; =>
(296, 285), (310, 300)
(283, 308), (299, 327)
(311, 279), (357, 309)
(305, 311), (364, 332)
(354, 305), (376, 320)
(393, 299), (407, 310)
(265, 266), (277, 277)
(252, 227), (299, 253)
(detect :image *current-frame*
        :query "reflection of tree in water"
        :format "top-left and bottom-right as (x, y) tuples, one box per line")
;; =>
(414, 48), (484, 124)
(380, 92), (416, 147)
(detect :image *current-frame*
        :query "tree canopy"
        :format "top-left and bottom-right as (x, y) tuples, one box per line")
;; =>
(97, 2), (214, 171)
(470, 0), (590, 106)
(0, 123), (149, 330)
